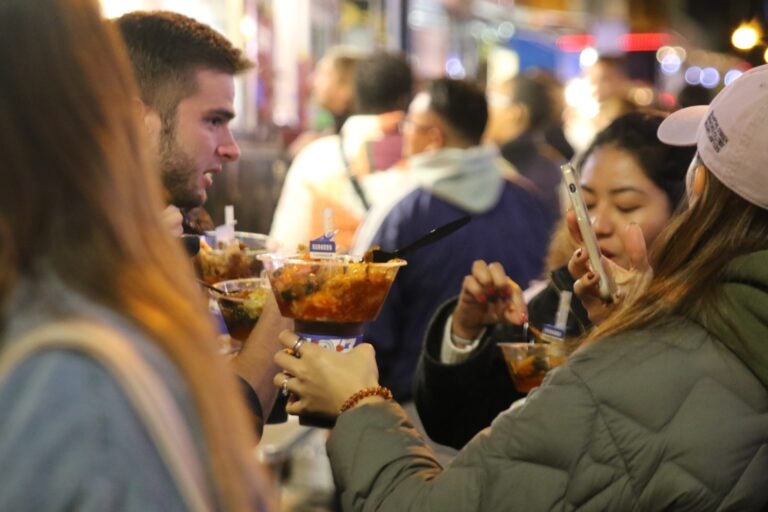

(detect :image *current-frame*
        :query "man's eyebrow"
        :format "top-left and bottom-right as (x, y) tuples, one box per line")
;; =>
(207, 108), (236, 120)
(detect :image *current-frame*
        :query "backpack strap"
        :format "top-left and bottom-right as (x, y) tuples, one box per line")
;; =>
(0, 320), (214, 512)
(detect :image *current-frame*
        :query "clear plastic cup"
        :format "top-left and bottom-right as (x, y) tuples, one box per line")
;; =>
(196, 231), (280, 285)
(208, 277), (270, 342)
(498, 342), (568, 392)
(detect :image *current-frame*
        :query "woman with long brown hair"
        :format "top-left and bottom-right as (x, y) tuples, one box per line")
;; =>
(0, 0), (273, 510)
(271, 65), (768, 510)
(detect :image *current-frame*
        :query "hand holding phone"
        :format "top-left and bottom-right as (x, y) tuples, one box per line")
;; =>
(561, 163), (617, 302)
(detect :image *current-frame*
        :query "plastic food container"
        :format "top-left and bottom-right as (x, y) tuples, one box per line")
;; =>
(208, 277), (270, 342)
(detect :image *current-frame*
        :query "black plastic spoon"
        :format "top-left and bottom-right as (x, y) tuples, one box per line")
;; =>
(369, 215), (471, 263)
(196, 279), (233, 295)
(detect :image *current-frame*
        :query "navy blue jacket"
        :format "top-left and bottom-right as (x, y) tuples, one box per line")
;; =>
(364, 181), (554, 400)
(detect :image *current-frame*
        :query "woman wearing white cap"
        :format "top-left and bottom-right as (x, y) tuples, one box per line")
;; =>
(272, 65), (768, 511)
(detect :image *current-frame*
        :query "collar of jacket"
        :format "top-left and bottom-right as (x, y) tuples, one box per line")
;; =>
(406, 145), (505, 213)
(694, 249), (768, 388)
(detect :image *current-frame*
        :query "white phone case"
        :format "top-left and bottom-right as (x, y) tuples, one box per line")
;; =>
(561, 163), (616, 301)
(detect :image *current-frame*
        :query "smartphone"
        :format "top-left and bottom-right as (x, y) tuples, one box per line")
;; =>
(561, 162), (616, 302)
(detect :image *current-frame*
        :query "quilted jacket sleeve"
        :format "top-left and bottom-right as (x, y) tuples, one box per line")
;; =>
(327, 362), (636, 512)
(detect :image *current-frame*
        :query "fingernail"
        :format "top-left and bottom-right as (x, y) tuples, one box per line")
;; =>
(520, 312), (528, 324)
(477, 293), (487, 305)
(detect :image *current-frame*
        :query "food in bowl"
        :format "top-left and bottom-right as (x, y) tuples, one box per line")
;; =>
(498, 342), (568, 393)
(209, 277), (270, 342)
(196, 231), (278, 284)
(259, 253), (405, 323)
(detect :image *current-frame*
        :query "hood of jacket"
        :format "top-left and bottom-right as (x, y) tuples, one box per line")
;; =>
(695, 249), (768, 388)
(407, 145), (505, 213)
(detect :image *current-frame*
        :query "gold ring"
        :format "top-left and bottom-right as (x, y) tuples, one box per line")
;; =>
(291, 336), (307, 358)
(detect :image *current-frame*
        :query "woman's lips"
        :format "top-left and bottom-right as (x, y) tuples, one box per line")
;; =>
(600, 247), (616, 259)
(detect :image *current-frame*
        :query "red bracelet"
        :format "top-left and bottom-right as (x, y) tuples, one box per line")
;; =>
(339, 386), (393, 413)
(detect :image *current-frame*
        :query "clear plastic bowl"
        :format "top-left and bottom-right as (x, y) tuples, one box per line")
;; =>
(258, 253), (406, 323)
(209, 277), (270, 342)
(498, 342), (568, 393)
(196, 231), (280, 284)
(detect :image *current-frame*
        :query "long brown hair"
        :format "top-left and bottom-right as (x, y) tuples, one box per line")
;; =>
(591, 167), (768, 343)
(0, 0), (273, 510)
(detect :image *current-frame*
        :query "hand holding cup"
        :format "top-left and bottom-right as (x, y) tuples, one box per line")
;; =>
(273, 330), (381, 418)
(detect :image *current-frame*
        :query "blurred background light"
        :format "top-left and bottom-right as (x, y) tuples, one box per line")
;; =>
(240, 15), (257, 40)
(630, 87), (654, 106)
(685, 66), (703, 85)
(724, 69), (744, 85)
(732, 22), (761, 50)
(497, 21), (515, 40)
(660, 54), (682, 74)
(565, 78), (599, 119)
(579, 47), (599, 68)
(445, 57), (466, 79)
(700, 67), (720, 88)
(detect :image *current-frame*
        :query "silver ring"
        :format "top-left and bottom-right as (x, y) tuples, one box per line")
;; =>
(291, 336), (307, 358)
(281, 374), (291, 397)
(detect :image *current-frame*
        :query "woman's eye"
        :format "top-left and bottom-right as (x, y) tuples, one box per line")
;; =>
(585, 203), (596, 211)
(207, 117), (224, 127)
(618, 205), (641, 213)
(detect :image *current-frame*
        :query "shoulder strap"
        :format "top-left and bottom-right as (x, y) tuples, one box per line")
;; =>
(0, 320), (213, 512)
(339, 133), (371, 211)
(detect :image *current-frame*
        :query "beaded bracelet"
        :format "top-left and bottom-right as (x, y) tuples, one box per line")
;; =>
(339, 386), (393, 413)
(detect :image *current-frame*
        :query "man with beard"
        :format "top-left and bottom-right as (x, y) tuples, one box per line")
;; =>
(116, 11), (290, 435)
(116, 11), (246, 234)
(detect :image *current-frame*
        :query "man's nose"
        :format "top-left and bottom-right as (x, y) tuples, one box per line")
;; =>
(217, 130), (241, 162)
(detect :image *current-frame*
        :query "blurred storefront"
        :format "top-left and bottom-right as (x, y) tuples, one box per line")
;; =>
(100, 0), (757, 230)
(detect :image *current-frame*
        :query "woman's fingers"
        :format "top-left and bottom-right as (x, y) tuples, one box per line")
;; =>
(567, 247), (590, 280)
(487, 262), (509, 291)
(623, 223), (650, 272)
(501, 278), (527, 324)
(461, 275), (487, 304)
(573, 269), (598, 296)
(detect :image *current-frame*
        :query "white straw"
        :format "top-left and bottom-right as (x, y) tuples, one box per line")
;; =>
(323, 208), (333, 237)
(555, 291), (572, 331)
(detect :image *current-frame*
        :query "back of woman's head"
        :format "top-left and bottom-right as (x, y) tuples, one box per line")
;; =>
(0, 1), (273, 509)
(0, 0), (158, 295)
(577, 111), (695, 210)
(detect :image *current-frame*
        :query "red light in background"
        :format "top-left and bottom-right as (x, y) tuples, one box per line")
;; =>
(557, 33), (671, 53)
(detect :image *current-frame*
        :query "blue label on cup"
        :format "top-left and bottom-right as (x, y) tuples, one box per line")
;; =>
(541, 324), (565, 341)
(297, 332), (363, 353)
(309, 233), (336, 259)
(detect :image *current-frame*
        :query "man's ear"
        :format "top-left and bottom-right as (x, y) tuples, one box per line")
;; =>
(134, 98), (161, 138)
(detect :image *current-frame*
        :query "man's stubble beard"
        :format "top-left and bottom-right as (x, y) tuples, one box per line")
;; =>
(159, 118), (202, 209)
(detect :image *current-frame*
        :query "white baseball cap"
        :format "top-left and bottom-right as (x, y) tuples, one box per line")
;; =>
(657, 64), (768, 209)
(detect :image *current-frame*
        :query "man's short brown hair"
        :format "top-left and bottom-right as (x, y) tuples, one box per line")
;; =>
(115, 11), (252, 121)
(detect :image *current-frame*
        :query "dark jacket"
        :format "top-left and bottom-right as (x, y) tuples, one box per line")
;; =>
(327, 250), (768, 511)
(363, 175), (553, 401)
(500, 131), (563, 217)
(414, 265), (590, 448)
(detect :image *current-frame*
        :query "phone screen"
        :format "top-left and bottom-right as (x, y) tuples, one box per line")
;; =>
(561, 163), (616, 301)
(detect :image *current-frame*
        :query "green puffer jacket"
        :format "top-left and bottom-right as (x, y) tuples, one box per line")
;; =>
(327, 250), (768, 511)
